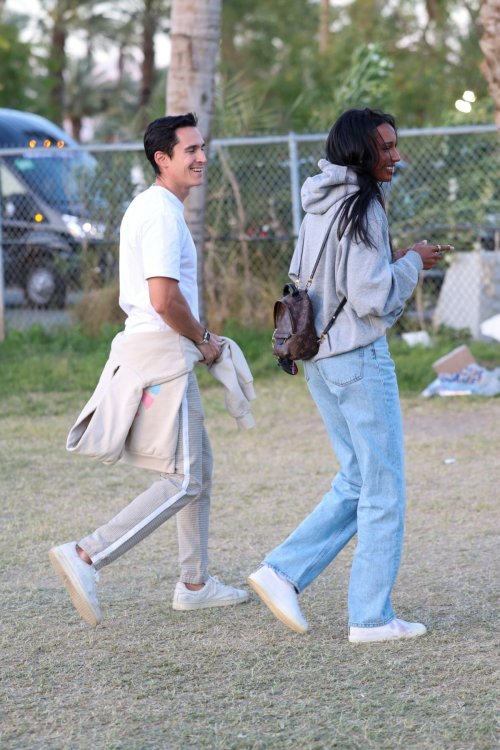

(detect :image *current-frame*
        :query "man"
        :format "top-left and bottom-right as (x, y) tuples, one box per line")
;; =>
(49, 114), (249, 626)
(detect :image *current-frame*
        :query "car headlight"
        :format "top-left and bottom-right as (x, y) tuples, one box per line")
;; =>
(62, 214), (86, 238)
(62, 214), (105, 240)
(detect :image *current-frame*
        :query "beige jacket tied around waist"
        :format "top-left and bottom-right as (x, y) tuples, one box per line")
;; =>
(66, 330), (256, 473)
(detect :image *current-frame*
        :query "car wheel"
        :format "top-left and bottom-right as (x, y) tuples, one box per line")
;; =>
(25, 262), (66, 308)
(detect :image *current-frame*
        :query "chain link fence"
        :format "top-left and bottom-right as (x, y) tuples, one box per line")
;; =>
(1, 125), (500, 336)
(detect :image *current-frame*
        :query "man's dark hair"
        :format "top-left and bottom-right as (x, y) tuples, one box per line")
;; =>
(325, 108), (396, 248)
(144, 113), (198, 175)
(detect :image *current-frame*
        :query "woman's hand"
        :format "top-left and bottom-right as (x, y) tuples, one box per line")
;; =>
(407, 240), (454, 270)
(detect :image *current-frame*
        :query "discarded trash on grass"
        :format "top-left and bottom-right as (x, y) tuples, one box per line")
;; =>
(444, 458), (457, 464)
(480, 314), (500, 342)
(402, 331), (432, 348)
(432, 345), (475, 375)
(422, 363), (500, 398)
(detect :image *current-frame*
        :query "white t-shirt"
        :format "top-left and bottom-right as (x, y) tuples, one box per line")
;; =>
(119, 185), (199, 334)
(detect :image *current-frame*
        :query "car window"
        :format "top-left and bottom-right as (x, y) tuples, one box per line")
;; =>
(5, 151), (96, 209)
(0, 162), (27, 197)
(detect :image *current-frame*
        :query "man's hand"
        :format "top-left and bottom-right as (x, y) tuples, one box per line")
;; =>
(196, 333), (222, 365)
(147, 278), (223, 363)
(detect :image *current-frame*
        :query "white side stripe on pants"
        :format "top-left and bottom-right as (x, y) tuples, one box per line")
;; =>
(90, 390), (191, 566)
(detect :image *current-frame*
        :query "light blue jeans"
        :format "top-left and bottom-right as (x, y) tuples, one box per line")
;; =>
(264, 335), (406, 627)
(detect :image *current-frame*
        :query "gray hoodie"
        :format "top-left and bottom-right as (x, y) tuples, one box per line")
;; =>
(289, 160), (423, 360)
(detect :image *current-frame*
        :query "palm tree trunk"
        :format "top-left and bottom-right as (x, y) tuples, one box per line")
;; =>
(118, 44), (125, 85)
(50, 23), (66, 125)
(480, 0), (500, 129)
(140, 2), (155, 111)
(167, 0), (222, 327)
(70, 116), (82, 142)
(425, 0), (438, 21)
(319, 0), (330, 53)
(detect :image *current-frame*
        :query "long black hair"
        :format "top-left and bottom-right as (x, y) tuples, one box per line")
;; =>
(325, 107), (396, 248)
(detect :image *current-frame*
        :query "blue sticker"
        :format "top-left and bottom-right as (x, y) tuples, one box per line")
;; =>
(150, 384), (161, 395)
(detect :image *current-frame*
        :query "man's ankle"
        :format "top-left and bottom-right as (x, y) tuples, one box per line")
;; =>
(76, 545), (92, 565)
(184, 582), (205, 591)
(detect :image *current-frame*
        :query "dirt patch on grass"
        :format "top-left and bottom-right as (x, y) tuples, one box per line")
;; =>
(1, 377), (499, 749)
(402, 396), (500, 440)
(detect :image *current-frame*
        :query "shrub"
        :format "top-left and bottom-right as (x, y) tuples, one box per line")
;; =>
(73, 280), (125, 336)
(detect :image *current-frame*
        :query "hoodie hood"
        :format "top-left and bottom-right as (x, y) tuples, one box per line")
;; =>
(301, 159), (359, 215)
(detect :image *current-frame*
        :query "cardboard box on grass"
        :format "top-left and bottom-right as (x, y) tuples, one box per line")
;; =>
(432, 345), (476, 376)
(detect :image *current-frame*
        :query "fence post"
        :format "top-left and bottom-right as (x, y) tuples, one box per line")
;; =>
(0, 178), (5, 342)
(288, 131), (302, 237)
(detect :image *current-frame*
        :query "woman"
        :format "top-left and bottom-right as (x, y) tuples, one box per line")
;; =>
(248, 108), (452, 642)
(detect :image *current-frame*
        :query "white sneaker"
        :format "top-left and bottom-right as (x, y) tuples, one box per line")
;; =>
(248, 565), (308, 634)
(48, 542), (102, 627)
(349, 617), (427, 643)
(172, 575), (249, 611)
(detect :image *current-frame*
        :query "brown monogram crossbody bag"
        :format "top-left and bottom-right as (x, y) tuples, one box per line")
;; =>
(272, 211), (347, 375)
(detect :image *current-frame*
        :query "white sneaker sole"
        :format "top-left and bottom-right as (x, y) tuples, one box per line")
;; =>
(349, 624), (427, 643)
(49, 547), (102, 627)
(248, 575), (308, 634)
(172, 591), (249, 611)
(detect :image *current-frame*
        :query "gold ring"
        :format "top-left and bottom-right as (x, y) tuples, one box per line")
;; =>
(436, 244), (441, 252)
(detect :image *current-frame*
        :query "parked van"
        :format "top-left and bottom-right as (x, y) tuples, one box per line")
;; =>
(0, 109), (105, 307)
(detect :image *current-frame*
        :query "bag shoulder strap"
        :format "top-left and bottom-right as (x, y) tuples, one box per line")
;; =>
(296, 205), (342, 289)
(296, 216), (308, 283)
(296, 204), (348, 344)
(317, 296), (347, 345)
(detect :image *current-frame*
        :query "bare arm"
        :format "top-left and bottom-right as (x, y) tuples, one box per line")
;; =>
(148, 276), (221, 364)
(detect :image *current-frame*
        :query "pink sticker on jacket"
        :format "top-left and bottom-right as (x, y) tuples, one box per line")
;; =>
(141, 391), (155, 409)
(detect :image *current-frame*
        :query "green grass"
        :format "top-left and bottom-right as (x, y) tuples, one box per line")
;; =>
(1, 382), (499, 748)
(0, 322), (277, 400)
(1, 323), (500, 404)
(0, 323), (123, 396)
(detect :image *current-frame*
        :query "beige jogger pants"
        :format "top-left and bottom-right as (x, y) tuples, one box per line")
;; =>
(79, 372), (212, 584)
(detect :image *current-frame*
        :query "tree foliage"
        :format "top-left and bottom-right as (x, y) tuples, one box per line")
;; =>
(220, 0), (489, 130)
(0, 12), (32, 110)
(0, 0), (492, 138)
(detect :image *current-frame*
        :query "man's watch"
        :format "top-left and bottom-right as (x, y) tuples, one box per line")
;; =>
(194, 328), (211, 345)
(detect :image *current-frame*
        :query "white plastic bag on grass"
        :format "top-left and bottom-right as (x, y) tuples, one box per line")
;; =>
(421, 363), (500, 398)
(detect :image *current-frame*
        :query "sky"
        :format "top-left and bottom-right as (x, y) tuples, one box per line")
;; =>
(5, 0), (172, 79)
